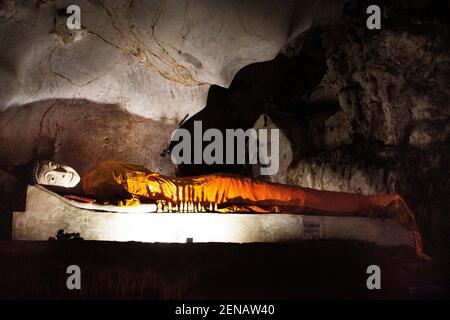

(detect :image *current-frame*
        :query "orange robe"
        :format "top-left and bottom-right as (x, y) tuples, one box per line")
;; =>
(82, 160), (429, 260)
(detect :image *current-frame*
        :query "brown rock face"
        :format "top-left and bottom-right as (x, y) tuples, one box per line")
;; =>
(322, 18), (449, 146)
(0, 99), (178, 176)
(285, 1), (450, 249)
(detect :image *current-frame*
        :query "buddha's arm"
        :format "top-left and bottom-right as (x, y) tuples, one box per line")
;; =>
(82, 160), (150, 202)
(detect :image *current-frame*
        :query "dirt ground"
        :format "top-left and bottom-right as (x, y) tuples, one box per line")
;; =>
(0, 240), (448, 299)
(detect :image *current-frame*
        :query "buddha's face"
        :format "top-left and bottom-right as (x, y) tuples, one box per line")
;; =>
(36, 160), (81, 188)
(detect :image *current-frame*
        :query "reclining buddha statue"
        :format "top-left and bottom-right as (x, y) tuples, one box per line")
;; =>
(15, 159), (430, 260)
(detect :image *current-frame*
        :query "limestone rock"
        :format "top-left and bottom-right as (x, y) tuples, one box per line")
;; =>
(0, 0), (302, 119)
(0, 0), (332, 172)
(0, 99), (178, 176)
(251, 114), (293, 184)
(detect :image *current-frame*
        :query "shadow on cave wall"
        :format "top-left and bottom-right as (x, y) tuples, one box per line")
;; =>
(170, 27), (335, 176)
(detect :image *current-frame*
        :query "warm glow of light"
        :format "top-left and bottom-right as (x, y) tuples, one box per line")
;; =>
(106, 213), (250, 243)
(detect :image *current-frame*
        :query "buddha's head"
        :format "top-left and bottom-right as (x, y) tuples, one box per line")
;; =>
(34, 160), (81, 188)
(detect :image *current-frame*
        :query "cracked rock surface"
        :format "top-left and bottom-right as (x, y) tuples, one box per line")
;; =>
(0, 0), (301, 119)
(0, 0), (339, 172)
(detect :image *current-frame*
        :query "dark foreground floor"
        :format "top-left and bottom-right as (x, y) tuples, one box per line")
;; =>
(0, 240), (448, 299)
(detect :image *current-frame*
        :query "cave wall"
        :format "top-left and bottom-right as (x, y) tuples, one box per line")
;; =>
(0, 0), (298, 119)
(0, 0), (343, 174)
(0, 99), (178, 176)
(0, 0), (447, 255)
(264, 1), (450, 250)
(1, 0), (294, 173)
